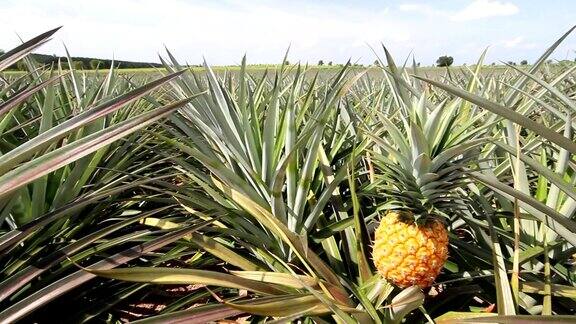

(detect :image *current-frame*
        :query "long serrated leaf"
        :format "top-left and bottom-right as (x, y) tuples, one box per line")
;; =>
(0, 27), (61, 72)
(0, 98), (191, 198)
(415, 76), (576, 154)
(85, 267), (288, 295)
(0, 71), (185, 174)
(0, 220), (213, 323)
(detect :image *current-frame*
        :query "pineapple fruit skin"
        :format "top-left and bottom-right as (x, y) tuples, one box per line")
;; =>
(372, 211), (448, 288)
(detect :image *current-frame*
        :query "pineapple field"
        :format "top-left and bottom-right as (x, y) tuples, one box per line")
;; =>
(0, 26), (576, 323)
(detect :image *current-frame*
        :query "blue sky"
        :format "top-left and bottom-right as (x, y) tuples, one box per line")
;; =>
(0, 0), (574, 65)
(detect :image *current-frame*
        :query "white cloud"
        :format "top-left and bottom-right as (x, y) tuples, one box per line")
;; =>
(399, 1), (518, 22)
(398, 4), (444, 17)
(500, 36), (538, 49)
(450, 0), (519, 22)
(503, 36), (524, 48)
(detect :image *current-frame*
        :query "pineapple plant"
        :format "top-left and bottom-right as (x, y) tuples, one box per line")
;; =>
(0, 28), (192, 323)
(368, 53), (485, 289)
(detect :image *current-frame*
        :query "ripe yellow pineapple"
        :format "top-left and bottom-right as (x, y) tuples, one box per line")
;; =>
(372, 211), (448, 288)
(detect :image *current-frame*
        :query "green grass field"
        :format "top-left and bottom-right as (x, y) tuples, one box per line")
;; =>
(1, 63), (517, 81)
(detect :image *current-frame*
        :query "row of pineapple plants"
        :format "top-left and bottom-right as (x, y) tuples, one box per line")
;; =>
(0, 27), (575, 323)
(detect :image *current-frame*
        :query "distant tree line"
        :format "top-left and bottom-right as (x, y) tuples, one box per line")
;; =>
(3, 53), (162, 70)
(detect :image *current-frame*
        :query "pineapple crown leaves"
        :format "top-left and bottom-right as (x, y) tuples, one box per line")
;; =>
(367, 82), (486, 221)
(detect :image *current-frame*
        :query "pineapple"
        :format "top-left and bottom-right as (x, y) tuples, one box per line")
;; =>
(373, 211), (448, 288)
(369, 87), (482, 288)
